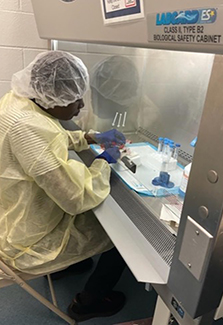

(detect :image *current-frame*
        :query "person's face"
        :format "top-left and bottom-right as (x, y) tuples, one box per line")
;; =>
(46, 99), (85, 120)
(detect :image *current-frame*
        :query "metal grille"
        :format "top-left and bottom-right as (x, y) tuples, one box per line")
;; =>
(137, 127), (193, 164)
(137, 128), (159, 144)
(110, 173), (176, 266)
(78, 148), (176, 266)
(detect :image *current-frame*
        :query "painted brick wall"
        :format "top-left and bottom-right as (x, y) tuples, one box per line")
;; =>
(0, 0), (50, 97)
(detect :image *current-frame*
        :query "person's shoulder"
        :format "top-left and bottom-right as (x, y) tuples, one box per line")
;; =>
(8, 108), (62, 143)
(0, 92), (62, 133)
(0, 95), (33, 129)
(0, 92), (43, 124)
(13, 114), (63, 139)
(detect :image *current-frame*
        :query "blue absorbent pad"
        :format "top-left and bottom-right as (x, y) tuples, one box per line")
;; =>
(91, 142), (183, 197)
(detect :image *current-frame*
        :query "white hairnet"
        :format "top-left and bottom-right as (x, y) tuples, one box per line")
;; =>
(90, 56), (139, 106)
(11, 51), (89, 109)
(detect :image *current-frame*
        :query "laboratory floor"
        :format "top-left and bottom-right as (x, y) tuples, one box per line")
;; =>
(117, 318), (153, 325)
(0, 255), (157, 325)
(1, 255), (223, 325)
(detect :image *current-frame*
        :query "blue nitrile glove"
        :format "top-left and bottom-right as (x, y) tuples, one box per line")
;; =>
(96, 147), (121, 164)
(95, 129), (126, 147)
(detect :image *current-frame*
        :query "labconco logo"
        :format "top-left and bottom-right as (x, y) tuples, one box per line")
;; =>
(156, 8), (217, 25)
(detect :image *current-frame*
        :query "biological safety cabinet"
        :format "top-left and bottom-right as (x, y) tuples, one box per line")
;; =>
(31, 0), (223, 324)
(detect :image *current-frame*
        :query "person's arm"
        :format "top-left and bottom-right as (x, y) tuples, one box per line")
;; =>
(66, 130), (90, 151)
(67, 128), (126, 152)
(66, 130), (97, 151)
(84, 133), (97, 145)
(10, 116), (111, 216)
(34, 159), (110, 215)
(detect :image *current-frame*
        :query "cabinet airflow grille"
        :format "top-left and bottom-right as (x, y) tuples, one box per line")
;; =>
(138, 127), (193, 164)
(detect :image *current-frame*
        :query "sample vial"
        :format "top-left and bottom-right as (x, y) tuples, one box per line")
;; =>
(173, 143), (181, 160)
(168, 144), (175, 160)
(157, 137), (164, 154)
(161, 140), (170, 171)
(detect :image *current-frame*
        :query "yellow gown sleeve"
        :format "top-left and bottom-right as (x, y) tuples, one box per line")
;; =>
(66, 130), (89, 151)
(10, 115), (111, 216)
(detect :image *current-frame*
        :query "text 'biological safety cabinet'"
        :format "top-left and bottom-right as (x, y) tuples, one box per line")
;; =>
(147, 8), (223, 45)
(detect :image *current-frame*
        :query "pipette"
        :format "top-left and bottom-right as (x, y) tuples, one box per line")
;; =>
(117, 113), (122, 128)
(122, 112), (127, 127)
(112, 112), (118, 127)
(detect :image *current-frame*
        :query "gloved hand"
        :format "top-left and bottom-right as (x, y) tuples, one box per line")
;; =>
(96, 147), (121, 164)
(95, 129), (126, 148)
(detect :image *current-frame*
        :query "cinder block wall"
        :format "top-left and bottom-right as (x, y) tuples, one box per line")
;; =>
(0, 0), (50, 97)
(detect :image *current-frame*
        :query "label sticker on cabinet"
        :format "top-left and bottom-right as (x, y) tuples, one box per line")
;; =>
(101, 0), (144, 25)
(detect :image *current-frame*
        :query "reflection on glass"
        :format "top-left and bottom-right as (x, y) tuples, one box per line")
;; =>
(59, 41), (214, 233)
